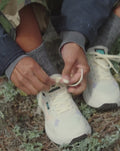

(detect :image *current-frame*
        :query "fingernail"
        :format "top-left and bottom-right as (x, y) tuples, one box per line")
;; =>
(63, 79), (69, 84)
(62, 76), (70, 84)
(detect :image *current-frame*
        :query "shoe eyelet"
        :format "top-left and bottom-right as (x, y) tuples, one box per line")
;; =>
(42, 93), (46, 96)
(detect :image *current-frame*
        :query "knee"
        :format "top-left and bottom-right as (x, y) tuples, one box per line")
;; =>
(114, 5), (120, 17)
(16, 36), (42, 52)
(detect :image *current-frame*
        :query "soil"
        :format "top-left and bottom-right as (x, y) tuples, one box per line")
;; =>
(0, 77), (120, 151)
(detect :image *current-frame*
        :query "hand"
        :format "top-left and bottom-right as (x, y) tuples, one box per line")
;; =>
(11, 57), (55, 95)
(61, 43), (90, 95)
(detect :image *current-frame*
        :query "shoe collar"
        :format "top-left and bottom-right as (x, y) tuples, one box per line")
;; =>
(87, 45), (108, 54)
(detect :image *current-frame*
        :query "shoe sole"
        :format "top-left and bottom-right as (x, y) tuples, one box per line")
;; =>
(97, 103), (118, 111)
(83, 89), (120, 111)
(70, 134), (87, 145)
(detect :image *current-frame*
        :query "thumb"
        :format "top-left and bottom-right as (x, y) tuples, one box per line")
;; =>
(62, 62), (73, 83)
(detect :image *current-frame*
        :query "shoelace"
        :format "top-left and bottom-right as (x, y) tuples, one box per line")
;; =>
(50, 87), (73, 114)
(69, 69), (83, 86)
(52, 68), (84, 87)
(87, 52), (120, 74)
(46, 70), (84, 114)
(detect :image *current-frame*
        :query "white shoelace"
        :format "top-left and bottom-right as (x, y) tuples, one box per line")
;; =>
(46, 70), (84, 114)
(51, 68), (84, 87)
(87, 52), (120, 74)
(69, 69), (84, 86)
(50, 87), (73, 114)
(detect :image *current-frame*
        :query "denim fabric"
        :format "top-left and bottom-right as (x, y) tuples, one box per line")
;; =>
(60, 31), (86, 51)
(0, 24), (25, 75)
(52, 0), (117, 44)
(91, 13), (120, 49)
(0, 0), (119, 76)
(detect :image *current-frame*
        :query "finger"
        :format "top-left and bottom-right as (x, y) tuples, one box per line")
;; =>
(16, 62), (52, 91)
(70, 67), (77, 77)
(69, 72), (82, 85)
(11, 70), (31, 94)
(68, 76), (87, 95)
(12, 69), (38, 95)
(62, 62), (74, 76)
(69, 65), (89, 85)
(62, 61), (75, 82)
(14, 79), (30, 95)
(26, 72), (50, 91)
(23, 81), (38, 95)
(19, 86), (31, 95)
(33, 65), (55, 86)
(76, 64), (90, 75)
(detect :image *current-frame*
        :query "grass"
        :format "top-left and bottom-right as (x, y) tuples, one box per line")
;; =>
(0, 78), (120, 151)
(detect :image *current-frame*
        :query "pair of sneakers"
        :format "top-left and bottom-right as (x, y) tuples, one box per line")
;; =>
(37, 46), (120, 145)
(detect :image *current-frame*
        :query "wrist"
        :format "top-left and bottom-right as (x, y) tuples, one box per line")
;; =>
(59, 31), (86, 53)
(61, 42), (84, 54)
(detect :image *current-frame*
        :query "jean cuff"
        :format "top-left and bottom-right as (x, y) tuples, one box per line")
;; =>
(59, 31), (87, 53)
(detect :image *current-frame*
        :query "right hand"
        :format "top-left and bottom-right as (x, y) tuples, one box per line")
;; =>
(61, 43), (90, 95)
(11, 57), (55, 95)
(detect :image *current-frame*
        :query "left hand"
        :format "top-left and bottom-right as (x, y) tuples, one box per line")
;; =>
(61, 42), (90, 95)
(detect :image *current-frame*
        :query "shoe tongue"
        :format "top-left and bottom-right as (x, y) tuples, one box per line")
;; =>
(88, 45), (108, 54)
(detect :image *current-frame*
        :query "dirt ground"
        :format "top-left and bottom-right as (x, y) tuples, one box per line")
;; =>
(0, 77), (120, 151)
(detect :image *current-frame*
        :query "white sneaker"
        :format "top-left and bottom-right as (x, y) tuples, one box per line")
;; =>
(83, 46), (120, 110)
(37, 74), (91, 145)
